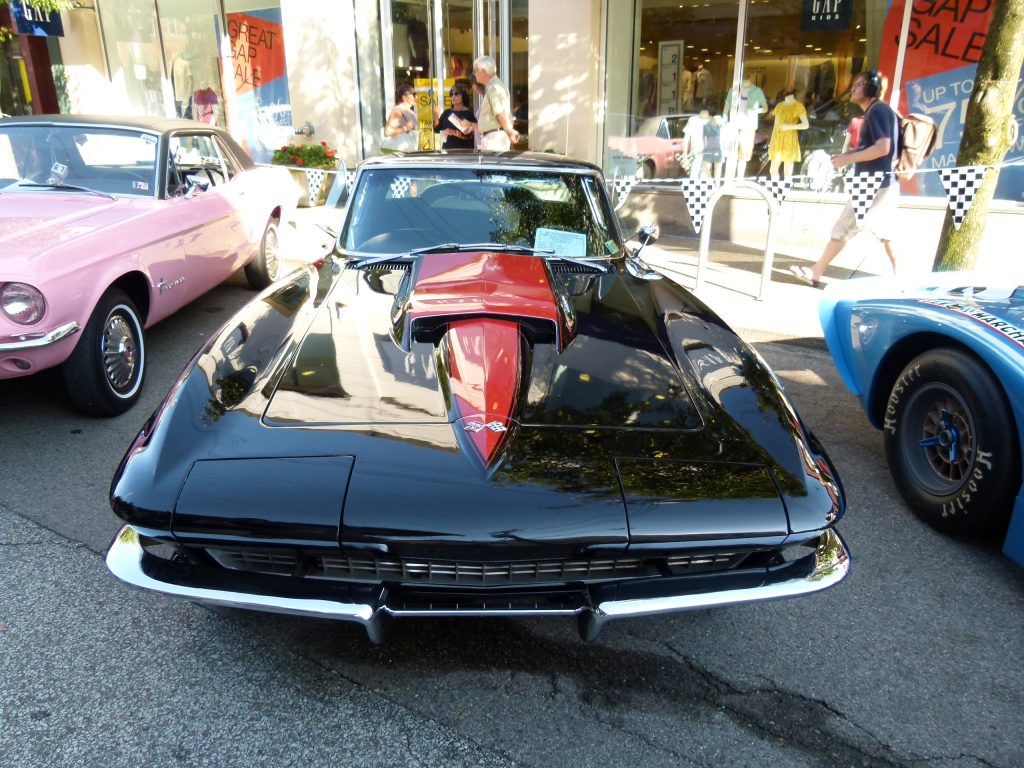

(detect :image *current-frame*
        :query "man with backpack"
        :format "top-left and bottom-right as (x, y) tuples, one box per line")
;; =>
(791, 69), (901, 287)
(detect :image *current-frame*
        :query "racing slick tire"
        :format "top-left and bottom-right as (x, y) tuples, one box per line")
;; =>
(884, 347), (1019, 535)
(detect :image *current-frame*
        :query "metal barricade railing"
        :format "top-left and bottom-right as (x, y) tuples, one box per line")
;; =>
(695, 179), (780, 301)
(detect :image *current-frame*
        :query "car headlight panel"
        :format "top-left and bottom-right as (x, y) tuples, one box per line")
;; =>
(1, 282), (46, 325)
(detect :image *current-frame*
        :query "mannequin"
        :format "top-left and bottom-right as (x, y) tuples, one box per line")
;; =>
(679, 67), (694, 110)
(702, 114), (726, 179)
(683, 109), (709, 178)
(768, 91), (809, 179)
(693, 63), (712, 108)
(724, 74), (766, 177)
(193, 85), (219, 124)
(170, 53), (193, 119)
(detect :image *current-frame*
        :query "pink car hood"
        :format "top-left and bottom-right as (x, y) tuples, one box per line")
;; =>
(0, 191), (141, 269)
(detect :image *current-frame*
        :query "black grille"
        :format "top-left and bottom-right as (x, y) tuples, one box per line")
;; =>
(385, 589), (586, 613)
(550, 261), (604, 274)
(205, 548), (746, 586)
(360, 261), (411, 272)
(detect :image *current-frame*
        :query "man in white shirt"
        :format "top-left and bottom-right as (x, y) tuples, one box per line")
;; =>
(473, 55), (520, 151)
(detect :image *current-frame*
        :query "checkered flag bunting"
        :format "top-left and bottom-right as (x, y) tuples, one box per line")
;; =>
(846, 172), (886, 223)
(304, 169), (327, 202)
(679, 178), (718, 234)
(939, 166), (987, 229)
(389, 176), (412, 198)
(345, 170), (358, 192)
(608, 175), (638, 211)
(755, 177), (792, 207)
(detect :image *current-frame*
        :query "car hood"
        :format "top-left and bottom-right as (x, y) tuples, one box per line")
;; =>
(111, 253), (842, 558)
(0, 191), (134, 263)
(256, 253), (836, 550)
(265, 251), (704, 436)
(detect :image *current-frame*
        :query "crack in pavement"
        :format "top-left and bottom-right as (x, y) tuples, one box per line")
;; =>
(663, 639), (912, 766)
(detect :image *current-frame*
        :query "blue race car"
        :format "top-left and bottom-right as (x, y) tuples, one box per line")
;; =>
(819, 275), (1024, 565)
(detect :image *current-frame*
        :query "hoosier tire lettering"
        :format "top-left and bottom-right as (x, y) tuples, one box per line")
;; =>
(883, 363), (920, 435)
(882, 347), (1018, 536)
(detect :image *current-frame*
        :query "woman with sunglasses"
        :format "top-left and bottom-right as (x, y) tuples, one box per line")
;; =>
(432, 84), (477, 150)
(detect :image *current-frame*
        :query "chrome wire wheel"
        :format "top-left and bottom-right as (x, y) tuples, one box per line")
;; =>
(102, 310), (139, 392)
(903, 384), (974, 495)
(61, 289), (146, 416)
(262, 220), (280, 280)
(244, 217), (281, 290)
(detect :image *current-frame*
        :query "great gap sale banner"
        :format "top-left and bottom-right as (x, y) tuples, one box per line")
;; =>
(222, 9), (291, 164)
(878, 0), (1024, 200)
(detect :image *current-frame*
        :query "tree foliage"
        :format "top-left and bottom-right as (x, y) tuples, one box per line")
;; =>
(1, 1), (77, 12)
(933, 0), (1024, 271)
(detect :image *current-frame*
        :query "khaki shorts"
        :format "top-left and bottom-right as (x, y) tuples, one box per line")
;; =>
(831, 183), (900, 242)
(481, 130), (511, 151)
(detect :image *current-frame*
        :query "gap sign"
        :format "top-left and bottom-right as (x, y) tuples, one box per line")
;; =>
(12, 1), (65, 37)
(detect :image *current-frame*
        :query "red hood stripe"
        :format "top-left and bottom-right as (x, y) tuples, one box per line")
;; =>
(407, 251), (559, 327)
(447, 318), (521, 467)
(406, 251), (553, 469)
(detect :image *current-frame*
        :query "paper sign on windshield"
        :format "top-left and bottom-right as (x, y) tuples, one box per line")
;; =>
(534, 228), (586, 257)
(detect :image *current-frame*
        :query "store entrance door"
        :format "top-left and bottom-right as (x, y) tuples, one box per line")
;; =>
(382, 0), (527, 149)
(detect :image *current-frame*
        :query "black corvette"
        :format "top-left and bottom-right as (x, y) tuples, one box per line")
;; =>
(106, 152), (849, 642)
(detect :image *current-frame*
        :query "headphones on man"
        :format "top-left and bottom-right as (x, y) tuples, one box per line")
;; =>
(864, 69), (882, 98)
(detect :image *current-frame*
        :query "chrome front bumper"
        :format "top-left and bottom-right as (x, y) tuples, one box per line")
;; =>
(106, 526), (850, 643)
(0, 321), (80, 352)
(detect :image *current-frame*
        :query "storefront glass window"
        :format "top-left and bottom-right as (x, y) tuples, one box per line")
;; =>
(605, 0), (1022, 201)
(606, 0), (739, 181)
(223, 0), (290, 164)
(744, 0), (875, 187)
(509, 0), (528, 149)
(157, 0), (225, 127)
(391, 1), (433, 88)
(603, 1), (882, 187)
(98, 0), (168, 117)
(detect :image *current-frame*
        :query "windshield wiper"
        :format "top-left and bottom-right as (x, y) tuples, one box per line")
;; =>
(409, 242), (611, 272)
(15, 181), (116, 200)
(350, 242), (612, 273)
(408, 242), (555, 256)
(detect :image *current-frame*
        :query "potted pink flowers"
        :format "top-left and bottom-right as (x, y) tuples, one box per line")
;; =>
(271, 141), (340, 206)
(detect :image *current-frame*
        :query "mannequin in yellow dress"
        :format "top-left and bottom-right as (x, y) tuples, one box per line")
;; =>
(768, 91), (809, 179)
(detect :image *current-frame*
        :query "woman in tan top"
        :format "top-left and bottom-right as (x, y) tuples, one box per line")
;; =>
(383, 83), (419, 153)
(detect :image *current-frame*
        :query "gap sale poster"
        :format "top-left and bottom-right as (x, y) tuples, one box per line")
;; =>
(879, 0), (1024, 201)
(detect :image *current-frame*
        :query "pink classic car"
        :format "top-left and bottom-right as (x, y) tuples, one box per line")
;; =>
(0, 115), (296, 415)
(606, 114), (693, 179)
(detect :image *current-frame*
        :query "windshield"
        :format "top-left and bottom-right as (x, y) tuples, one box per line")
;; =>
(0, 125), (158, 196)
(343, 167), (622, 258)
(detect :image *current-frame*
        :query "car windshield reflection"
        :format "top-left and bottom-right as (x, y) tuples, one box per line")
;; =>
(342, 168), (621, 258)
(0, 125), (158, 197)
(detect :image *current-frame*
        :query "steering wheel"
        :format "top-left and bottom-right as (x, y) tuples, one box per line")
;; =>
(358, 228), (424, 253)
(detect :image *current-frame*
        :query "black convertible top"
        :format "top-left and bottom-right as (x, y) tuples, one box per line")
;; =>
(0, 114), (219, 135)
(360, 150), (604, 175)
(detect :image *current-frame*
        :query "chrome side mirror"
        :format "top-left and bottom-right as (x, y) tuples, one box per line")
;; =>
(627, 222), (662, 281)
(184, 174), (211, 199)
(635, 223), (660, 247)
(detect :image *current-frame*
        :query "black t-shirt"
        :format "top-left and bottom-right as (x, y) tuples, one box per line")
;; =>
(856, 100), (899, 186)
(434, 108), (476, 149)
